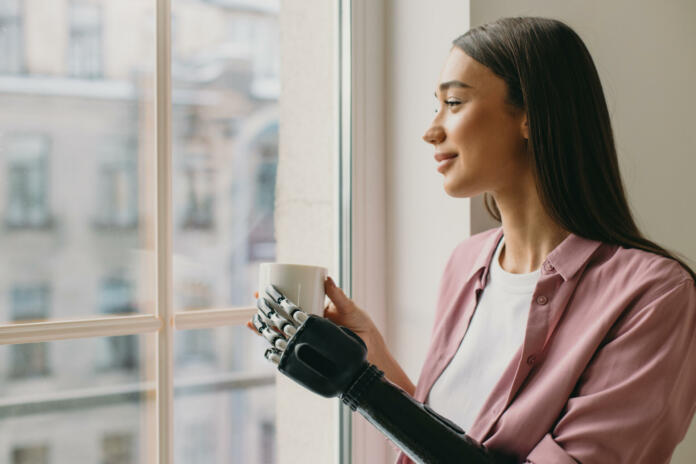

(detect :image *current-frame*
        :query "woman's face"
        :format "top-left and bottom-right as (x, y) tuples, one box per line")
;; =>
(423, 47), (530, 198)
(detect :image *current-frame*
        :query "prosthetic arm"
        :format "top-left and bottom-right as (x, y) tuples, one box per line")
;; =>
(252, 285), (512, 464)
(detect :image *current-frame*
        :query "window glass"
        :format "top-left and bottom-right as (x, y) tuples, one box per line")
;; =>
(175, 327), (276, 464)
(0, 335), (154, 463)
(5, 135), (50, 228)
(171, 0), (280, 311)
(68, 2), (103, 79)
(175, 386), (275, 464)
(0, 1), (156, 321)
(12, 444), (49, 464)
(10, 284), (51, 378)
(174, 324), (274, 375)
(0, 0), (23, 74)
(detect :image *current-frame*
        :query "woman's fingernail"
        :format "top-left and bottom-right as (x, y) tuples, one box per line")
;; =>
(327, 277), (335, 287)
(254, 291), (259, 299)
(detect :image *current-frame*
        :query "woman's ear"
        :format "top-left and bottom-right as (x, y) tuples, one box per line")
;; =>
(520, 114), (529, 140)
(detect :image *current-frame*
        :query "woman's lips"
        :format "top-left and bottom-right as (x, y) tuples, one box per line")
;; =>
(434, 153), (458, 162)
(435, 153), (458, 173)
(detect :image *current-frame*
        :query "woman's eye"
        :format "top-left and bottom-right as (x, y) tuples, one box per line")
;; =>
(434, 100), (461, 113)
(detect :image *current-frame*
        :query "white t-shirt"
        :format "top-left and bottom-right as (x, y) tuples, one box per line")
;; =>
(426, 236), (541, 432)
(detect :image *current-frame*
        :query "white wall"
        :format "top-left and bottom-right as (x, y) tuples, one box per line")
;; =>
(277, 0), (338, 462)
(384, 0), (472, 389)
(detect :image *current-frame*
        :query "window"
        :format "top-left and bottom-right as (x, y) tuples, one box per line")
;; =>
(102, 432), (135, 464)
(12, 444), (49, 464)
(0, 0), (350, 462)
(180, 421), (215, 463)
(10, 284), (51, 378)
(178, 151), (214, 230)
(94, 141), (138, 229)
(68, 2), (102, 79)
(248, 131), (278, 262)
(0, 0), (286, 461)
(0, 0), (23, 74)
(175, 283), (215, 364)
(4, 135), (51, 229)
(259, 420), (276, 464)
(97, 276), (138, 371)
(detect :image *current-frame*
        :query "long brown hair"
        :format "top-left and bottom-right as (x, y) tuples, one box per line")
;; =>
(453, 17), (696, 283)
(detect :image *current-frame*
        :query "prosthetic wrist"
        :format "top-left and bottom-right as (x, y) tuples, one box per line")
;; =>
(253, 285), (512, 464)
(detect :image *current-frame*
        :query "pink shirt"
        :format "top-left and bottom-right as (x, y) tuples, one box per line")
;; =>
(395, 227), (696, 463)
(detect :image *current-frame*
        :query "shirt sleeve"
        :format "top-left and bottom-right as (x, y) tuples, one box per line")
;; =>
(524, 278), (696, 464)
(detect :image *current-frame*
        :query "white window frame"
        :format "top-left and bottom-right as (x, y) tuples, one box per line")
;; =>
(340, 0), (389, 462)
(0, 0), (376, 463)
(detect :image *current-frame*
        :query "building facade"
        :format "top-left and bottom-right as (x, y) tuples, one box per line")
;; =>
(0, 0), (279, 462)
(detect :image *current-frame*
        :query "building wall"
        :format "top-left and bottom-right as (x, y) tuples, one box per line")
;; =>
(0, 1), (281, 463)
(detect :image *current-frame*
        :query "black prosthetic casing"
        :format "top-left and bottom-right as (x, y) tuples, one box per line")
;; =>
(277, 314), (512, 464)
(278, 314), (369, 397)
(346, 369), (513, 464)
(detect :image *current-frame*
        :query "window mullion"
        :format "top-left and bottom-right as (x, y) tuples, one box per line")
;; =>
(173, 307), (256, 330)
(0, 314), (162, 345)
(155, 0), (173, 463)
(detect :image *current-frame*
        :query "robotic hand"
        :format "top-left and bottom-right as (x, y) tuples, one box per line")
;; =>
(253, 285), (513, 464)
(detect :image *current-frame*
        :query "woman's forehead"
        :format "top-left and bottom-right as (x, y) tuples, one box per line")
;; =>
(437, 48), (501, 96)
(440, 50), (480, 85)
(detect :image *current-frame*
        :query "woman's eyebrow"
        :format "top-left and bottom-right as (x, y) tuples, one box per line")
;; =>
(434, 80), (473, 97)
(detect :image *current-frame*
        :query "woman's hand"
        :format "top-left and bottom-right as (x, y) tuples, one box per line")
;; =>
(246, 276), (415, 396)
(247, 276), (384, 365)
(321, 277), (415, 396)
(321, 277), (384, 362)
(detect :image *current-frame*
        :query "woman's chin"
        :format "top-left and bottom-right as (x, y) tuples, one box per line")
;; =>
(442, 178), (475, 198)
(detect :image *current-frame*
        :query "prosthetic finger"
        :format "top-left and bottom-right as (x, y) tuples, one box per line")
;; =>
(264, 284), (309, 325)
(264, 347), (282, 365)
(254, 306), (275, 329)
(253, 314), (288, 351)
(263, 293), (295, 323)
(257, 298), (297, 337)
(264, 284), (285, 304)
(252, 313), (267, 334)
(280, 299), (309, 324)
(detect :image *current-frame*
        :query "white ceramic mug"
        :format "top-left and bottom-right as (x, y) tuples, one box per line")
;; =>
(258, 263), (328, 316)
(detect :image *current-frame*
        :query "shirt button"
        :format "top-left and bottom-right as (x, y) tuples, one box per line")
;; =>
(536, 295), (548, 305)
(526, 354), (537, 365)
(543, 262), (555, 273)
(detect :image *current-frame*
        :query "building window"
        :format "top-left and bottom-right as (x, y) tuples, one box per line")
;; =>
(102, 432), (135, 464)
(182, 421), (216, 463)
(4, 135), (52, 229)
(68, 2), (102, 79)
(177, 327), (215, 365)
(10, 285), (51, 379)
(248, 140), (278, 262)
(0, 0), (23, 74)
(259, 420), (276, 464)
(176, 283), (215, 365)
(97, 277), (138, 371)
(180, 152), (215, 230)
(95, 143), (138, 229)
(12, 444), (49, 464)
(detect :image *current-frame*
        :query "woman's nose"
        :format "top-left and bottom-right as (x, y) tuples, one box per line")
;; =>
(422, 125), (445, 145)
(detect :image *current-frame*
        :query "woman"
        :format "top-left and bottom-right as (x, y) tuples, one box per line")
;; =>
(251, 17), (696, 463)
